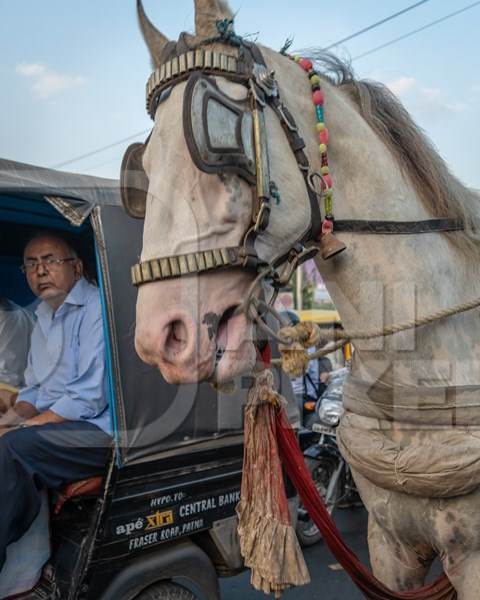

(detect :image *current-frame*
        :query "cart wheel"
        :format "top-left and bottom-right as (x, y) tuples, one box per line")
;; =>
(135, 582), (197, 600)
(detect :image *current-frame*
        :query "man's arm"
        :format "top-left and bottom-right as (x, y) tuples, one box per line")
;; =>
(48, 301), (107, 422)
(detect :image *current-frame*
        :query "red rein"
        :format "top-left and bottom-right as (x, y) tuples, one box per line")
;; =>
(275, 408), (456, 600)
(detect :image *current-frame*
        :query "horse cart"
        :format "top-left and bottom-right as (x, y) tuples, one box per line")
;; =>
(0, 158), (296, 600)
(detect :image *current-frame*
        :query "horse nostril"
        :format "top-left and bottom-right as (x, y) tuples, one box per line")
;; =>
(165, 319), (189, 356)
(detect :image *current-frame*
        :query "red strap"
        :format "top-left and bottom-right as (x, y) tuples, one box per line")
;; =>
(259, 343), (272, 368)
(275, 408), (455, 600)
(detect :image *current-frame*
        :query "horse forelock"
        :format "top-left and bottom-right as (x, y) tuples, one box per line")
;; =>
(301, 50), (480, 259)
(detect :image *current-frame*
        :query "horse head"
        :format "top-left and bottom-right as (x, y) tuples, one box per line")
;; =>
(128, 0), (327, 384)
(128, 0), (480, 389)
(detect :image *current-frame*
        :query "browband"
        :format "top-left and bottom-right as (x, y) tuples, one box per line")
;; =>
(146, 50), (243, 118)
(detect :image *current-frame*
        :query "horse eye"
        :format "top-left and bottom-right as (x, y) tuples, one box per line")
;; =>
(155, 86), (173, 108)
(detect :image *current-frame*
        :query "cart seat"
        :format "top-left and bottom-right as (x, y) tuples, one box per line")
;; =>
(54, 477), (103, 514)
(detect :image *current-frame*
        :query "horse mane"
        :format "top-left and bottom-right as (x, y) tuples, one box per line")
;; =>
(305, 51), (480, 256)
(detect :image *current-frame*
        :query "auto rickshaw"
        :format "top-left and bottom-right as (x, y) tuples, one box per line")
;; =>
(0, 158), (296, 600)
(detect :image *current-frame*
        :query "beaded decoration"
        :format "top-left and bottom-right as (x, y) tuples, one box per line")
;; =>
(290, 55), (335, 238)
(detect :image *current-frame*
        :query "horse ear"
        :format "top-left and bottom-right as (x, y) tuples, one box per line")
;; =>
(137, 0), (170, 68)
(194, 0), (234, 38)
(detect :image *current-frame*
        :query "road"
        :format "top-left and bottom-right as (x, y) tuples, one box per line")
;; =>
(220, 507), (369, 600)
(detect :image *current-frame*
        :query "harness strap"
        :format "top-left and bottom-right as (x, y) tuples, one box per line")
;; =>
(268, 96), (323, 247)
(334, 218), (465, 234)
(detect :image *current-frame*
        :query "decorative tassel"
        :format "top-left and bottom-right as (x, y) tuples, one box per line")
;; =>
(237, 370), (310, 597)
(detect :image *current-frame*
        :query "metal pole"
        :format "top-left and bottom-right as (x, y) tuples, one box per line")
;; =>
(296, 265), (303, 311)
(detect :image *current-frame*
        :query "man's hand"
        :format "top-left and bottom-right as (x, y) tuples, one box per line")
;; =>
(320, 372), (330, 384)
(0, 389), (17, 414)
(25, 410), (66, 427)
(0, 401), (39, 429)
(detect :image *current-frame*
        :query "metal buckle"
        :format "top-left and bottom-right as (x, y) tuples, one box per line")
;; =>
(276, 102), (298, 133)
(254, 202), (270, 233)
(307, 171), (330, 197)
(273, 244), (320, 286)
(248, 79), (267, 108)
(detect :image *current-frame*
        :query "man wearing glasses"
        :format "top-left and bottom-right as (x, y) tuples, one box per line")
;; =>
(0, 230), (111, 583)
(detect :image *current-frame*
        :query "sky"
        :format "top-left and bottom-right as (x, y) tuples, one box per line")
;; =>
(1, 0), (479, 188)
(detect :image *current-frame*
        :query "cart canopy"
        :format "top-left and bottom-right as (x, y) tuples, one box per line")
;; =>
(0, 158), (261, 465)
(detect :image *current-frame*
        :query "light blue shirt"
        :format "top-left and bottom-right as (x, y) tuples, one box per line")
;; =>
(17, 278), (111, 435)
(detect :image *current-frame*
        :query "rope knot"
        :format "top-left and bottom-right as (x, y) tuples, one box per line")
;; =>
(278, 321), (322, 377)
(251, 370), (285, 409)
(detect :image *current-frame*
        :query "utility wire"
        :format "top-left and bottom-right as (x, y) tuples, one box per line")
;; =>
(353, 0), (480, 60)
(323, 0), (432, 51)
(82, 154), (125, 174)
(51, 0), (478, 171)
(51, 128), (150, 169)
(51, 1), (434, 170)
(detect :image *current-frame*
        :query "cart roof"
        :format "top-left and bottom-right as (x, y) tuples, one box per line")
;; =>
(0, 158), (120, 225)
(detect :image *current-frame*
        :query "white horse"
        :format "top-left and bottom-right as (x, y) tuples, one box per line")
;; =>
(130, 1), (480, 597)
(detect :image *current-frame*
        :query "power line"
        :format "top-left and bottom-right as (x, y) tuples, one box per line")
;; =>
(353, 1), (480, 60)
(51, 2), (434, 171)
(51, 1), (478, 172)
(51, 128), (150, 169)
(82, 154), (125, 174)
(323, 0), (432, 51)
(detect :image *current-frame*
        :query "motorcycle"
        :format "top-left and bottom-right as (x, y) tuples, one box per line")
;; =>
(296, 369), (362, 547)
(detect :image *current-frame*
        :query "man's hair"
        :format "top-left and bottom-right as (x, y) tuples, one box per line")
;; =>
(23, 229), (79, 258)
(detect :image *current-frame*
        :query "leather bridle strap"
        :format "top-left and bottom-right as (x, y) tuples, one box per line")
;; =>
(134, 42), (466, 290)
(334, 218), (465, 234)
(133, 43), (324, 288)
(146, 50), (243, 118)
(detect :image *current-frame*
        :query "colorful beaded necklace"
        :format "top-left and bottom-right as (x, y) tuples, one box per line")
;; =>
(290, 55), (335, 238)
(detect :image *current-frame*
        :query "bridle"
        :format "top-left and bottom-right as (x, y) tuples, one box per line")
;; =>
(122, 35), (465, 319)
(124, 41), (325, 293)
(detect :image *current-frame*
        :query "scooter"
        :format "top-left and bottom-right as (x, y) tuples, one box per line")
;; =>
(296, 369), (362, 547)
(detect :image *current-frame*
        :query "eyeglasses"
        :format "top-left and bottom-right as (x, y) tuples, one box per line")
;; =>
(20, 257), (76, 274)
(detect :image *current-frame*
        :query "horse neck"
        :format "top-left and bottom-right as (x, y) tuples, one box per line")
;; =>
(296, 80), (480, 388)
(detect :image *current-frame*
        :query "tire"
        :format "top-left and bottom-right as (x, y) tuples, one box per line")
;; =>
(296, 456), (341, 547)
(135, 582), (197, 600)
(303, 413), (318, 430)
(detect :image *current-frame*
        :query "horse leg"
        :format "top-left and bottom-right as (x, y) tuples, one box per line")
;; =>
(367, 516), (435, 591)
(440, 552), (480, 600)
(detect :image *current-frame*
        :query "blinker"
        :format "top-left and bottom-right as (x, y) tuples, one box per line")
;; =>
(120, 142), (149, 219)
(183, 74), (257, 184)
